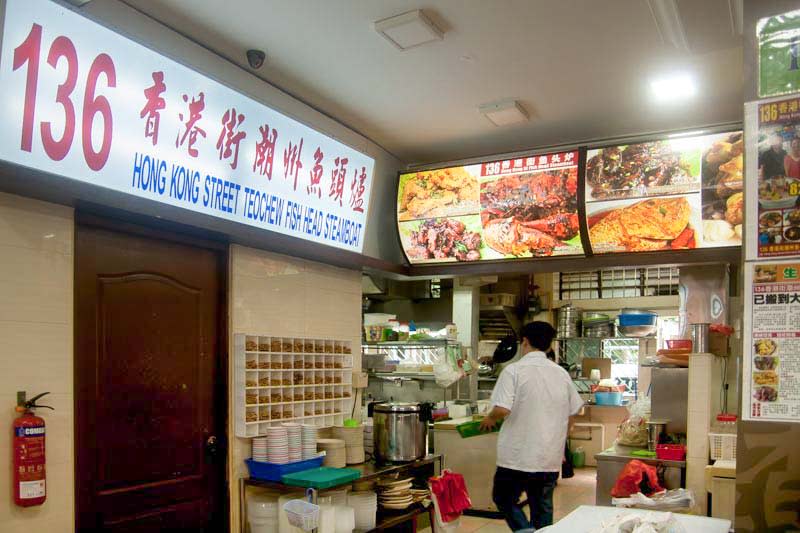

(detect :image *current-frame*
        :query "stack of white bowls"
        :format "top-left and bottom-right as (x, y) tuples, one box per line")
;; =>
(348, 491), (377, 530)
(247, 493), (278, 533)
(301, 424), (318, 460)
(363, 421), (374, 456)
(266, 426), (289, 464)
(251, 437), (268, 462)
(282, 423), (302, 462)
(332, 426), (365, 464)
(317, 438), (346, 468)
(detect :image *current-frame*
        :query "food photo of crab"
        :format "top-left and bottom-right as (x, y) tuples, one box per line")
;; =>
(479, 168), (582, 257)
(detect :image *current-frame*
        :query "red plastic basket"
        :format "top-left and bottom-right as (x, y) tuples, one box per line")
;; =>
(656, 444), (686, 461)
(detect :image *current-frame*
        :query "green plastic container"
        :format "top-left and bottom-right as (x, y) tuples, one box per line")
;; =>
(280, 467), (361, 489)
(456, 419), (503, 438)
(571, 447), (586, 468)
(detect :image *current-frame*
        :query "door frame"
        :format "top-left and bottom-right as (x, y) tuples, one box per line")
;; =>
(74, 210), (230, 531)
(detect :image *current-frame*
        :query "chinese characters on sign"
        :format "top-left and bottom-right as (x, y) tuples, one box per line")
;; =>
(0, 0), (374, 253)
(744, 262), (800, 423)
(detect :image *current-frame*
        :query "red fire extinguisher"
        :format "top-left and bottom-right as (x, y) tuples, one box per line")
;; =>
(13, 391), (53, 507)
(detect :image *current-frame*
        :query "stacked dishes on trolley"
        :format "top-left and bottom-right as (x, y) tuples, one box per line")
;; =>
(557, 304), (583, 338)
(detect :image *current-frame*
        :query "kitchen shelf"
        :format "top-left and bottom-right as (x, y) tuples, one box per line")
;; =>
(234, 334), (354, 437)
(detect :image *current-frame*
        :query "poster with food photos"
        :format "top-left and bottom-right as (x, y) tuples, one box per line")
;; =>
(584, 131), (742, 254)
(745, 97), (800, 259)
(744, 261), (800, 422)
(397, 151), (583, 264)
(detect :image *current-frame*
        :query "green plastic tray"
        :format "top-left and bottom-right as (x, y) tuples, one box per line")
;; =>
(456, 419), (503, 438)
(280, 467), (361, 489)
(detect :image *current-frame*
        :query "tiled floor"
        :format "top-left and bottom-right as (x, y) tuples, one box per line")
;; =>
(420, 467), (596, 532)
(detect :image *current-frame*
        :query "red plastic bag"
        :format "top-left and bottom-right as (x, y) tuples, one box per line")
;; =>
(611, 460), (664, 498)
(429, 470), (471, 523)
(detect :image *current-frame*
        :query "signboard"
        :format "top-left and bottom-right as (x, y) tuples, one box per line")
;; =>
(397, 151), (582, 264)
(0, 0), (374, 252)
(758, 9), (800, 98)
(744, 97), (800, 259)
(584, 131), (743, 253)
(743, 261), (800, 423)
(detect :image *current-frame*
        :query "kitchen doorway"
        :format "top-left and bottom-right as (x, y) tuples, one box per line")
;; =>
(75, 215), (228, 532)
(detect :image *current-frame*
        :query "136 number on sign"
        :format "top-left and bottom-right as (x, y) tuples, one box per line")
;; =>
(13, 23), (116, 170)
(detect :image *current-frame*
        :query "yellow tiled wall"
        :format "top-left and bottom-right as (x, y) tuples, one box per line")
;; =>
(0, 192), (74, 532)
(228, 244), (362, 532)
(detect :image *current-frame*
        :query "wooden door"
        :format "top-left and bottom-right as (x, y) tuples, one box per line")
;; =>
(75, 219), (227, 532)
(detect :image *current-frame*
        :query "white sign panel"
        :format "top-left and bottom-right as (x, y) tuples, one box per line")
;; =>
(0, 0), (374, 252)
(743, 260), (800, 423)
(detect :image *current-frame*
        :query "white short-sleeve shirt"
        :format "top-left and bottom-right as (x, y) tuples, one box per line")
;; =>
(490, 350), (584, 473)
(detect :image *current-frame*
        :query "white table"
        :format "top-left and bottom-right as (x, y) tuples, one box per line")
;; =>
(538, 505), (731, 533)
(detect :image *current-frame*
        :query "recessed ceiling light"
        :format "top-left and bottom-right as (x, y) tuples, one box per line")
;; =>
(478, 99), (529, 127)
(64, 0), (93, 6)
(650, 74), (696, 102)
(374, 10), (444, 51)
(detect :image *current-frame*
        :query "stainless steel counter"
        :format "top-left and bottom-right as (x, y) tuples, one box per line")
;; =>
(595, 447), (685, 506)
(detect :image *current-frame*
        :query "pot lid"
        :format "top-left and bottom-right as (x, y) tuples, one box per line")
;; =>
(374, 402), (420, 413)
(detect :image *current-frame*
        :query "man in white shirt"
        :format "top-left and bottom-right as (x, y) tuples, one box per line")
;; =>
(479, 321), (583, 531)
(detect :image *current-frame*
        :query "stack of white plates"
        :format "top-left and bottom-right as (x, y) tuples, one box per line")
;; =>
(377, 477), (413, 510)
(301, 424), (318, 460)
(348, 491), (377, 530)
(282, 423), (302, 462)
(332, 426), (365, 465)
(317, 438), (346, 468)
(247, 493), (278, 533)
(251, 437), (268, 462)
(266, 426), (288, 464)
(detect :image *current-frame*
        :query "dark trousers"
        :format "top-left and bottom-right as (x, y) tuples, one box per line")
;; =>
(492, 467), (558, 531)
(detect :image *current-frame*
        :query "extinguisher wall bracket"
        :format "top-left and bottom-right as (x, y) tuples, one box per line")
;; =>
(17, 391), (54, 411)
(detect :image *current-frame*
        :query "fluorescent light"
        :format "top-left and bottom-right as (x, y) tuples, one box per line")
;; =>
(478, 99), (529, 127)
(646, 0), (689, 51)
(668, 130), (706, 138)
(374, 10), (444, 51)
(650, 74), (696, 102)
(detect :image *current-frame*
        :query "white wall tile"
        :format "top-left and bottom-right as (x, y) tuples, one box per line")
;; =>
(228, 245), (361, 532)
(0, 195), (73, 532)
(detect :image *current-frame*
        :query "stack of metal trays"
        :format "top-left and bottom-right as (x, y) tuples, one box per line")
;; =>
(582, 312), (612, 338)
(557, 304), (583, 339)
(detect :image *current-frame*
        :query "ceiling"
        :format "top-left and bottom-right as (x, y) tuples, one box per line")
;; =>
(116, 0), (744, 166)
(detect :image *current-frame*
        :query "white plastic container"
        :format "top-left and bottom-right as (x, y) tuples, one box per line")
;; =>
(334, 505), (355, 533)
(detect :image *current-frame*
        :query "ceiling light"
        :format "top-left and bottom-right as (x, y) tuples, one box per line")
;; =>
(647, 0), (689, 51)
(374, 10), (444, 51)
(478, 99), (529, 127)
(64, 0), (93, 6)
(668, 130), (705, 138)
(650, 74), (696, 102)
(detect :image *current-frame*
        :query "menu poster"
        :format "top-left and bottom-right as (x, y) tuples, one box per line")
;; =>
(397, 151), (582, 264)
(584, 131), (743, 254)
(746, 97), (800, 258)
(758, 9), (800, 98)
(744, 261), (800, 423)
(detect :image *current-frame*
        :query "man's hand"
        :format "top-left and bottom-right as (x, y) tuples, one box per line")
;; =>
(479, 416), (497, 432)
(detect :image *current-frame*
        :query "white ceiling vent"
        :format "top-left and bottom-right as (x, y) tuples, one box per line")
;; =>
(478, 99), (529, 127)
(374, 10), (444, 51)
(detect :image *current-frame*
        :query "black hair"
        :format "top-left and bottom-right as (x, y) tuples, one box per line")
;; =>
(520, 321), (557, 352)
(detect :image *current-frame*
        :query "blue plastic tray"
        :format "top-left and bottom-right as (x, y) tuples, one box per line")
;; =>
(245, 456), (324, 482)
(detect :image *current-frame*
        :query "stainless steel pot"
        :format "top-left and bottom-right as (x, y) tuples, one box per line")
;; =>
(373, 402), (428, 462)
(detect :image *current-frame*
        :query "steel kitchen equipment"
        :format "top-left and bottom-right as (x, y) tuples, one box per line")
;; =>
(557, 304), (583, 338)
(373, 402), (431, 463)
(647, 419), (669, 452)
(690, 323), (710, 353)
